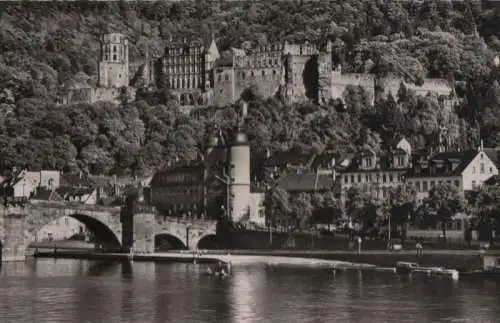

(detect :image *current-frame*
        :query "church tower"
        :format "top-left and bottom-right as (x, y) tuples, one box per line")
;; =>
(98, 33), (129, 88)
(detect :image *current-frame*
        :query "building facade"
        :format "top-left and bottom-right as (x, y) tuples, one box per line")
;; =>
(339, 140), (412, 208)
(405, 146), (499, 203)
(64, 33), (455, 108)
(149, 105), (263, 224)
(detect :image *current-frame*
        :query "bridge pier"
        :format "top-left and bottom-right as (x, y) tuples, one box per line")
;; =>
(132, 213), (155, 254)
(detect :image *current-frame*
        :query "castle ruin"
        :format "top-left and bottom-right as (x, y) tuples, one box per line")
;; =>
(64, 33), (456, 109)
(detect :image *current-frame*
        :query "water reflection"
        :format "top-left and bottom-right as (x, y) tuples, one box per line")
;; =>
(1, 260), (500, 322)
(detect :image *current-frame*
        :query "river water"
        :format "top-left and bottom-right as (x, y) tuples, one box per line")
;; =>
(0, 259), (499, 323)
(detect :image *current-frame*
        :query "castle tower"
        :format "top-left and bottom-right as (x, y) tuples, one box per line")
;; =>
(98, 33), (129, 88)
(228, 112), (251, 222)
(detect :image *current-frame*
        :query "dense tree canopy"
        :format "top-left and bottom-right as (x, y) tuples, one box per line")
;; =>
(0, 0), (499, 178)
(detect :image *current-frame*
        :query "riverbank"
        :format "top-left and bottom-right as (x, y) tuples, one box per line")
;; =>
(32, 250), (366, 269)
(30, 248), (495, 272)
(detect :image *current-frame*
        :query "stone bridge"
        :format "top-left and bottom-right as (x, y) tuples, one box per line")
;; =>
(0, 202), (217, 262)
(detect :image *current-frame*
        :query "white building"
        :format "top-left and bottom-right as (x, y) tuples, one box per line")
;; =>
(405, 146), (498, 203)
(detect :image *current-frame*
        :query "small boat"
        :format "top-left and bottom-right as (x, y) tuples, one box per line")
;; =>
(461, 254), (500, 278)
(396, 262), (459, 280)
(205, 268), (229, 277)
(395, 261), (419, 274)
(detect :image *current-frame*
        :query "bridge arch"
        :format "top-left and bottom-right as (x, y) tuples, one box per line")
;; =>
(28, 212), (122, 249)
(154, 233), (186, 251)
(196, 234), (217, 249)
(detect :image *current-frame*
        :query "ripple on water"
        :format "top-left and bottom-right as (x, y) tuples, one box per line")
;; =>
(1, 260), (500, 323)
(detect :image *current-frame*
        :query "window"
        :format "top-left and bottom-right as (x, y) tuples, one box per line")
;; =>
(490, 167), (494, 174)
(65, 217), (69, 225)
(113, 45), (117, 52)
(225, 74), (229, 81)
(423, 181), (428, 191)
(351, 175), (355, 183)
(454, 180), (460, 187)
(416, 181), (421, 192)
(262, 70), (266, 77)
(357, 175), (362, 183)
(366, 158), (372, 167)
(472, 180), (477, 189)
(251, 71), (255, 77)
(383, 174), (387, 183)
(273, 70), (277, 76)
(241, 72), (246, 79)
(473, 166), (476, 174)
(480, 153), (484, 159)
(113, 54), (117, 61)
(365, 175), (369, 182)
(480, 163), (485, 174)
(430, 181), (435, 187)
(344, 175), (349, 184)
(389, 174), (393, 182)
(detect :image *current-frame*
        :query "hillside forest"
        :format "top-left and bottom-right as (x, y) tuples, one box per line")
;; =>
(0, 0), (500, 179)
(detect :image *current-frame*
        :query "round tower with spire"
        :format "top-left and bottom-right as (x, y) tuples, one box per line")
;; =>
(228, 101), (251, 222)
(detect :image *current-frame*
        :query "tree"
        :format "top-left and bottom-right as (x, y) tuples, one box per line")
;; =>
(468, 185), (500, 242)
(417, 183), (467, 242)
(345, 186), (377, 233)
(382, 184), (417, 241)
(289, 192), (313, 231)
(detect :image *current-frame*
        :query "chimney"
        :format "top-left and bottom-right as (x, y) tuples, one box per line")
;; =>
(480, 139), (484, 152)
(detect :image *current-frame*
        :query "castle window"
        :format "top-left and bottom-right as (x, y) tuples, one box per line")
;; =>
(113, 46), (117, 53)
(113, 54), (117, 61)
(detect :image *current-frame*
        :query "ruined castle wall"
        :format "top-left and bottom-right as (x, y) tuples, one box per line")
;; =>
(214, 67), (235, 107)
(317, 53), (332, 104)
(330, 72), (375, 104)
(285, 55), (316, 104)
(379, 76), (453, 100)
(67, 88), (94, 103)
(234, 67), (282, 100)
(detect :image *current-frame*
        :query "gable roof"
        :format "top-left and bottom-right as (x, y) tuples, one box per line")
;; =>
(483, 147), (500, 166)
(406, 150), (478, 177)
